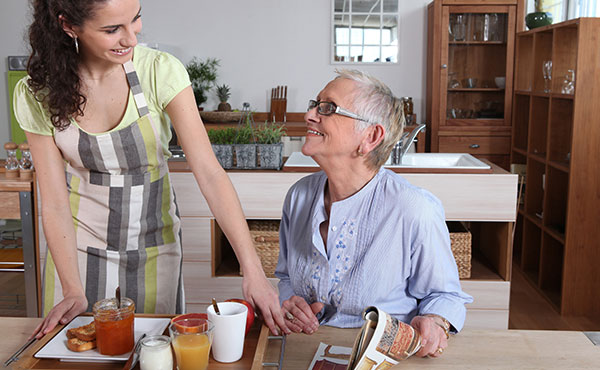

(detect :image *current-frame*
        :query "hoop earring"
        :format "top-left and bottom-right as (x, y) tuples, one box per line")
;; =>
(73, 37), (79, 54)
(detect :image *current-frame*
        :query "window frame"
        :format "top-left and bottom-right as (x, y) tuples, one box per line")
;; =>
(331, 0), (400, 65)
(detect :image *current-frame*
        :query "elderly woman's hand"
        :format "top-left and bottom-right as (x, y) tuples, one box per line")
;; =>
(281, 296), (323, 334)
(410, 315), (449, 358)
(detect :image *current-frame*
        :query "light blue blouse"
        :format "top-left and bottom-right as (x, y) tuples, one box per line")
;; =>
(275, 168), (473, 331)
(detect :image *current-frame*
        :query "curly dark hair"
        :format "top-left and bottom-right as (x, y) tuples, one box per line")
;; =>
(27, 0), (108, 130)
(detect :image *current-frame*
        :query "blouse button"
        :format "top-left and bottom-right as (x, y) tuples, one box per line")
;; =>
(321, 295), (327, 301)
(331, 226), (337, 231)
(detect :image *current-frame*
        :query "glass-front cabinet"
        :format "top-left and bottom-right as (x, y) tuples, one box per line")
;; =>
(427, 0), (524, 170)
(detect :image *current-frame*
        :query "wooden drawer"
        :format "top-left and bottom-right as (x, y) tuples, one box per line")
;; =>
(439, 136), (511, 155)
(0, 192), (20, 219)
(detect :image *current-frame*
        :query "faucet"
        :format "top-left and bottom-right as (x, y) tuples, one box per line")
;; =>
(391, 124), (426, 165)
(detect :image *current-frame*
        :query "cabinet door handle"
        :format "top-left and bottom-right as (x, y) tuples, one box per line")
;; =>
(470, 144), (480, 149)
(441, 64), (448, 69)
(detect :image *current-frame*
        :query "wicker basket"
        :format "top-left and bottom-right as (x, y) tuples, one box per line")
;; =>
(243, 220), (281, 278)
(242, 220), (471, 279)
(448, 222), (472, 279)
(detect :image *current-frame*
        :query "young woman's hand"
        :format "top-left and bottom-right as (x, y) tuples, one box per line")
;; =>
(281, 296), (323, 335)
(242, 270), (290, 336)
(29, 294), (88, 340)
(410, 315), (449, 358)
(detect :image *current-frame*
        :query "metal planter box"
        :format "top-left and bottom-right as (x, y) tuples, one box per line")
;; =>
(212, 144), (233, 169)
(257, 143), (284, 169)
(233, 144), (257, 169)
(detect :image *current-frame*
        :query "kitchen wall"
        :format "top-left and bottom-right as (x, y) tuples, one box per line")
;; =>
(0, 0), (430, 155)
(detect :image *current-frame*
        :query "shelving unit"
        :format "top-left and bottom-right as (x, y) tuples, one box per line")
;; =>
(511, 18), (600, 316)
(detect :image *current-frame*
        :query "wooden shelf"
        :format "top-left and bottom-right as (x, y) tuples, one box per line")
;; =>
(449, 41), (506, 45)
(448, 88), (505, 92)
(511, 18), (600, 317)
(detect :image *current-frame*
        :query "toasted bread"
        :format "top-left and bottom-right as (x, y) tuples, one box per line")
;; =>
(66, 337), (96, 352)
(66, 321), (96, 341)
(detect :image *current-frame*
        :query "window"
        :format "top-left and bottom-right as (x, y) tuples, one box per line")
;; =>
(332, 0), (399, 64)
(568, 0), (600, 17)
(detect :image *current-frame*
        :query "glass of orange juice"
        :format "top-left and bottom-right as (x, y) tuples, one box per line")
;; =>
(169, 318), (214, 370)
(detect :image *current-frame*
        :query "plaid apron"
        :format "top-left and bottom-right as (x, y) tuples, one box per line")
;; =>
(42, 60), (184, 315)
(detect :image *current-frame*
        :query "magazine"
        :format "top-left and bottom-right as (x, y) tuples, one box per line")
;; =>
(308, 306), (422, 370)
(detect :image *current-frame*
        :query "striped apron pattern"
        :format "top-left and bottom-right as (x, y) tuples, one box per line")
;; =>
(43, 61), (184, 315)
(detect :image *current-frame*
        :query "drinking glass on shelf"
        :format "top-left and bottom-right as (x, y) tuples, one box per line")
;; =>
(561, 69), (575, 94)
(451, 14), (466, 41)
(448, 72), (460, 88)
(542, 60), (552, 93)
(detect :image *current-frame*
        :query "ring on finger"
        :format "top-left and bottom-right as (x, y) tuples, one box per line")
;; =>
(437, 347), (444, 354)
(285, 312), (295, 321)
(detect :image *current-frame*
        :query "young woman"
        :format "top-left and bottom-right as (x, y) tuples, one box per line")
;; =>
(16, 0), (288, 338)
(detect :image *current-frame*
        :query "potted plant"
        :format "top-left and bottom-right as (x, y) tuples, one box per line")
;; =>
(216, 84), (232, 111)
(207, 128), (236, 169)
(186, 57), (219, 109)
(255, 122), (286, 169)
(232, 121), (257, 169)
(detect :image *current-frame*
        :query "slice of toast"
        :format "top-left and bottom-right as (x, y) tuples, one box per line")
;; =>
(66, 337), (96, 352)
(66, 322), (96, 341)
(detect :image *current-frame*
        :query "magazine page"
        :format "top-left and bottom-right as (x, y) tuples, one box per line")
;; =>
(308, 342), (352, 370)
(347, 306), (421, 370)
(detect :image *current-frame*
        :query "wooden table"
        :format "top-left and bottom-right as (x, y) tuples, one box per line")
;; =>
(256, 326), (600, 369)
(2, 316), (265, 369)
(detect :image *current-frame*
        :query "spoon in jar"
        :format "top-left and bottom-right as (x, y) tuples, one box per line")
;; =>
(116, 286), (121, 307)
(212, 298), (221, 315)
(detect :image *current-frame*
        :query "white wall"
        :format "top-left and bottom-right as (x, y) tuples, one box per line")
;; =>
(0, 0), (430, 157)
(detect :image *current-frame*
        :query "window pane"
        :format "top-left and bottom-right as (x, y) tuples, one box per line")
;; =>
(351, 46), (380, 62)
(382, 46), (398, 63)
(382, 15), (398, 44)
(334, 15), (350, 44)
(364, 28), (381, 45)
(352, 0), (378, 13)
(383, 0), (398, 13)
(334, 0), (349, 13)
(335, 46), (350, 62)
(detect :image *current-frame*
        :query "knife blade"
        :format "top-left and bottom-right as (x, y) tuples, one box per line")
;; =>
(123, 333), (146, 370)
(4, 337), (37, 367)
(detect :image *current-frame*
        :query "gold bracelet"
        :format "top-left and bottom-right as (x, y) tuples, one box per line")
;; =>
(424, 314), (450, 339)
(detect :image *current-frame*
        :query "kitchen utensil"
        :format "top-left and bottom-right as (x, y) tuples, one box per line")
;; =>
(123, 333), (147, 370)
(116, 286), (121, 307)
(270, 85), (288, 122)
(212, 298), (221, 315)
(4, 337), (37, 367)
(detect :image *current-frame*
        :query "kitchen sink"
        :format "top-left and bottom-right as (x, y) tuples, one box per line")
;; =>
(283, 152), (492, 173)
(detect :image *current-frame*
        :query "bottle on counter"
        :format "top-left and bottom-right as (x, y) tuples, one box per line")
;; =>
(139, 335), (173, 370)
(4, 142), (20, 178)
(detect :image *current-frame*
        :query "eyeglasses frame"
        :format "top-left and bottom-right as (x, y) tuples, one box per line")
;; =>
(308, 99), (376, 124)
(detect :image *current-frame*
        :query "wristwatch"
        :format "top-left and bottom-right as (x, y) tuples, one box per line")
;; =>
(424, 314), (450, 339)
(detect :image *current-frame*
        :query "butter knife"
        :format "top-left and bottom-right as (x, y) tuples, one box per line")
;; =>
(123, 333), (146, 370)
(4, 337), (37, 367)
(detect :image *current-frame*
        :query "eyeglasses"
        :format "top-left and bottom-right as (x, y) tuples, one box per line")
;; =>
(308, 100), (375, 124)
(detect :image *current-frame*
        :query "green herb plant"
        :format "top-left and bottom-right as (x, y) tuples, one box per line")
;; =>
(206, 128), (237, 145)
(186, 57), (219, 108)
(255, 122), (286, 144)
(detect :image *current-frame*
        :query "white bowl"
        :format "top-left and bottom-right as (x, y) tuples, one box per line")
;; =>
(495, 77), (506, 89)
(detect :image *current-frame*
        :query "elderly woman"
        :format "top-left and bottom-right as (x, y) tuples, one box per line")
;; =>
(275, 70), (472, 358)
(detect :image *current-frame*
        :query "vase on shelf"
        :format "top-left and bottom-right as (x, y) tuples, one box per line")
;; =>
(525, 11), (552, 29)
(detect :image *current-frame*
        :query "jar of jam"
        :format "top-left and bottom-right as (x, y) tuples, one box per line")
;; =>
(93, 297), (135, 355)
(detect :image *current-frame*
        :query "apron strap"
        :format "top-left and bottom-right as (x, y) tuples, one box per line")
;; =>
(123, 60), (150, 117)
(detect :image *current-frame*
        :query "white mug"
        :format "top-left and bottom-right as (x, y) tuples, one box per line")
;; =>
(207, 302), (247, 363)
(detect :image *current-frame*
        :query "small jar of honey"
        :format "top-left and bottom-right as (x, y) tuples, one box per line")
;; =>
(93, 297), (135, 355)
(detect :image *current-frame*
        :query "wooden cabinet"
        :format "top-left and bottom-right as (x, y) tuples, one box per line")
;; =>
(426, 0), (525, 170)
(511, 18), (600, 317)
